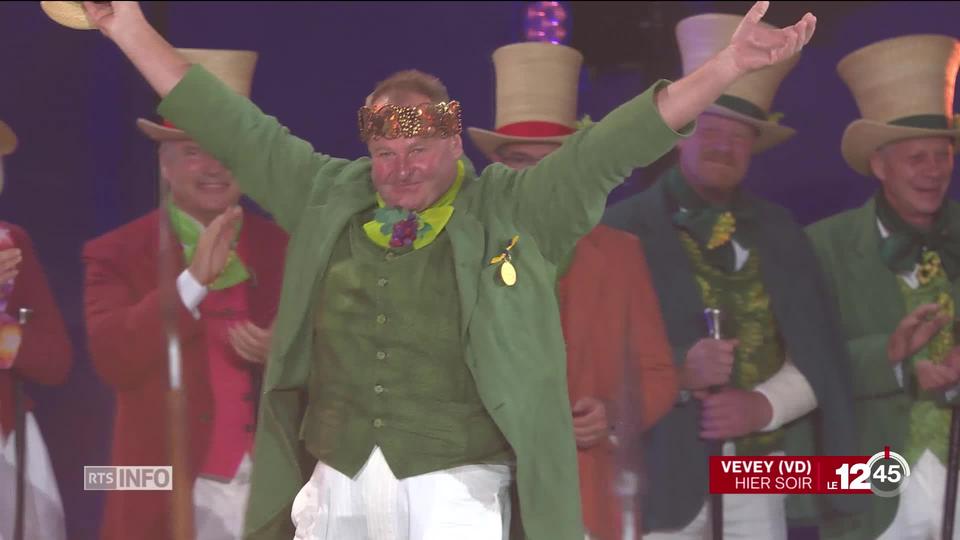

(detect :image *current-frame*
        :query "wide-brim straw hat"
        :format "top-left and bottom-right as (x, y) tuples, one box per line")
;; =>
(677, 13), (801, 153)
(467, 42), (584, 158)
(41, 1), (97, 30)
(136, 48), (259, 141)
(838, 34), (960, 176)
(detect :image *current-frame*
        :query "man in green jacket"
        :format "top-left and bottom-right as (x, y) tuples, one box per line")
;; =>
(807, 34), (960, 540)
(80, 1), (814, 538)
(604, 12), (862, 539)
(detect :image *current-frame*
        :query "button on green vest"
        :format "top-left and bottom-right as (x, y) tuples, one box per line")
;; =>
(301, 214), (513, 478)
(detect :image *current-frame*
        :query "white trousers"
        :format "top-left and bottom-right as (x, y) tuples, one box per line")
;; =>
(878, 449), (960, 540)
(0, 412), (66, 540)
(291, 447), (512, 540)
(643, 444), (787, 540)
(193, 452), (253, 540)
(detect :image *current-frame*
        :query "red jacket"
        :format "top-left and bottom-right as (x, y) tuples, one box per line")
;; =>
(82, 210), (287, 540)
(558, 225), (678, 540)
(0, 221), (72, 438)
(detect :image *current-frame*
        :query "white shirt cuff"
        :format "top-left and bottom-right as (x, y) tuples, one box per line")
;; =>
(946, 384), (960, 402)
(894, 364), (905, 388)
(753, 358), (818, 432)
(177, 269), (208, 320)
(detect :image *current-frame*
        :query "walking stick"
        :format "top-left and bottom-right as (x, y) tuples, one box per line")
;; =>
(704, 308), (724, 540)
(158, 191), (194, 540)
(615, 315), (644, 540)
(12, 307), (31, 540)
(943, 407), (960, 539)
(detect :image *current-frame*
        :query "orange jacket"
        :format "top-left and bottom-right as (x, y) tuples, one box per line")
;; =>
(559, 224), (678, 540)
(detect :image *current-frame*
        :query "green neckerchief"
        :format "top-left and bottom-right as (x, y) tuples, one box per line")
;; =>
(167, 200), (250, 290)
(876, 191), (960, 280)
(363, 160), (464, 250)
(664, 166), (756, 273)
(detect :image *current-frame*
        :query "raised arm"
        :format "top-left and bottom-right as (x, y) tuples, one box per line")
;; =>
(83, 2), (188, 97)
(494, 1), (815, 263)
(654, 1), (814, 130)
(83, 2), (351, 231)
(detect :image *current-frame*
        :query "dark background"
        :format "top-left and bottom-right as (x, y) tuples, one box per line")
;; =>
(0, 1), (957, 538)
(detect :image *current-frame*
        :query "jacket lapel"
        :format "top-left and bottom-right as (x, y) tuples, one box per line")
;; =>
(446, 193), (485, 341)
(270, 181), (375, 388)
(847, 198), (907, 330)
(632, 182), (710, 347)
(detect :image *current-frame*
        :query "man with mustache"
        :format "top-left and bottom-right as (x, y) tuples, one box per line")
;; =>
(81, 49), (288, 540)
(807, 34), (960, 540)
(78, 1), (814, 538)
(604, 13), (860, 539)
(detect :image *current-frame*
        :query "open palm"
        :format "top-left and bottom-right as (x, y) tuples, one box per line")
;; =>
(729, 1), (816, 74)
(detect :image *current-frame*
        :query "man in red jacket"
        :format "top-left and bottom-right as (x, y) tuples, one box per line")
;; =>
(0, 118), (73, 540)
(82, 50), (288, 540)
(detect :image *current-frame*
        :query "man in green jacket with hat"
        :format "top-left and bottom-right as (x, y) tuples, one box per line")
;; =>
(807, 33), (960, 540)
(78, 1), (815, 538)
(604, 12), (861, 540)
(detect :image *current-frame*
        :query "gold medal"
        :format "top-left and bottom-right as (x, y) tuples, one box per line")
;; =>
(499, 260), (517, 287)
(490, 235), (521, 287)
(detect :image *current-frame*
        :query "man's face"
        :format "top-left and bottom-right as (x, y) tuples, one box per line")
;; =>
(677, 113), (757, 196)
(490, 142), (562, 170)
(367, 93), (463, 211)
(870, 136), (955, 223)
(159, 140), (241, 223)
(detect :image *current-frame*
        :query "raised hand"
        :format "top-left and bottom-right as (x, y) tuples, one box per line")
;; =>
(887, 303), (951, 366)
(727, 1), (816, 75)
(188, 206), (243, 286)
(82, 1), (147, 40)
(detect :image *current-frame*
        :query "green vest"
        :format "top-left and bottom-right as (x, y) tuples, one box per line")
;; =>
(301, 214), (513, 478)
(898, 256), (953, 467)
(678, 231), (786, 456)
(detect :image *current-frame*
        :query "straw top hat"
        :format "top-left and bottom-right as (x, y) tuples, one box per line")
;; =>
(137, 48), (259, 141)
(677, 13), (801, 153)
(41, 1), (97, 30)
(467, 42), (583, 158)
(838, 34), (960, 176)
(0, 120), (17, 195)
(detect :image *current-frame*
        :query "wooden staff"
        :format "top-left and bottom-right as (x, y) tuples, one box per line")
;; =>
(942, 408), (960, 539)
(704, 308), (723, 540)
(12, 307), (31, 540)
(158, 188), (194, 540)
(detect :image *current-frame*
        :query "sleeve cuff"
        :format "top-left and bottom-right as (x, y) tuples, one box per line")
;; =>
(177, 270), (208, 320)
(753, 358), (818, 432)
